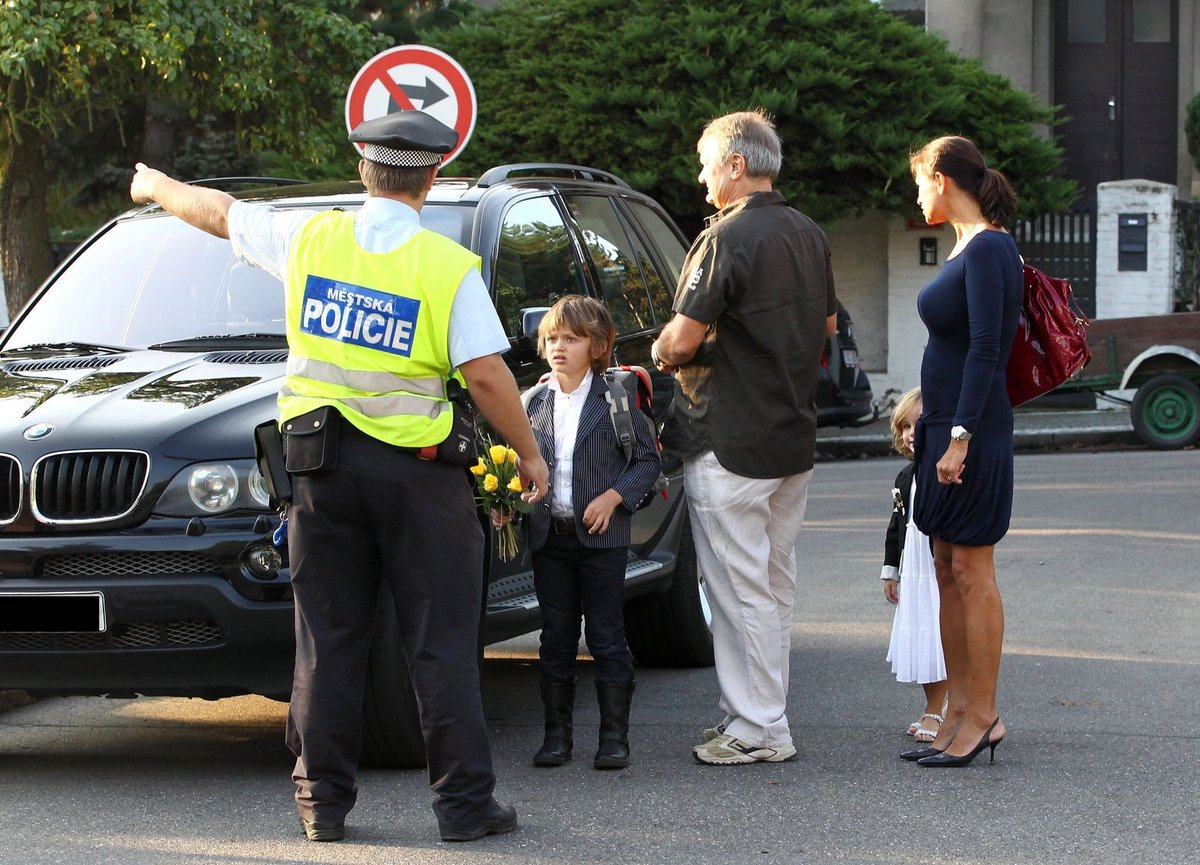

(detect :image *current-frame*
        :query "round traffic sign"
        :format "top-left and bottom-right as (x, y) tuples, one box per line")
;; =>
(345, 45), (477, 166)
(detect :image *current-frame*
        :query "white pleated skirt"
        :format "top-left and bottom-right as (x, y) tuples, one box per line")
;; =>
(886, 481), (947, 684)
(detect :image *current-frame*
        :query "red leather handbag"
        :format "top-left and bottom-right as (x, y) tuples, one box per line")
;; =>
(1006, 264), (1092, 407)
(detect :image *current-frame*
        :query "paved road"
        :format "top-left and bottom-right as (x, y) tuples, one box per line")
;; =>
(2, 448), (1197, 865)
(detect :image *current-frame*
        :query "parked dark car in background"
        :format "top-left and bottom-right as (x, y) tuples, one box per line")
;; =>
(818, 302), (876, 428)
(0, 165), (871, 767)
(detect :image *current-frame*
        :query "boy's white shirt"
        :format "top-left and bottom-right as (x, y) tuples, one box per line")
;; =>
(548, 369), (594, 519)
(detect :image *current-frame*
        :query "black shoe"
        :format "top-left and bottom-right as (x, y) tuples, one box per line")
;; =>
(299, 817), (345, 842)
(533, 679), (575, 767)
(899, 745), (945, 762)
(594, 680), (634, 770)
(439, 798), (518, 842)
(918, 718), (1003, 768)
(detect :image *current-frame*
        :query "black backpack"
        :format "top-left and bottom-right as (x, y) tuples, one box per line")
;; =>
(522, 365), (668, 509)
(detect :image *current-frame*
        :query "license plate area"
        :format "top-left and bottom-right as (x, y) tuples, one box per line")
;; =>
(841, 348), (859, 368)
(0, 592), (106, 633)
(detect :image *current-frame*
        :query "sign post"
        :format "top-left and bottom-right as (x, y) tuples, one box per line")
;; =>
(345, 45), (477, 166)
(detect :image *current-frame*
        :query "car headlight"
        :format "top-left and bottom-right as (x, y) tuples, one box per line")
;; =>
(189, 465), (239, 512)
(247, 463), (271, 508)
(155, 460), (272, 516)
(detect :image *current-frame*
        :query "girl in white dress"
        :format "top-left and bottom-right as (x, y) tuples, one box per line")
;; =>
(880, 388), (947, 741)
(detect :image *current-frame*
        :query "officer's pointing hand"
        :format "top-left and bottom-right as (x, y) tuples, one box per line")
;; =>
(130, 162), (166, 205)
(516, 453), (550, 504)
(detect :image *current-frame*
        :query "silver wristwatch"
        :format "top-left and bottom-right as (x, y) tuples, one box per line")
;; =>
(950, 425), (973, 442)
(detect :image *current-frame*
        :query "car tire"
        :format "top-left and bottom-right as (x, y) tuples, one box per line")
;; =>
(360, 581), (426, 768)
(624, 514), (714, 668)
(1131, 373), (1200, 450)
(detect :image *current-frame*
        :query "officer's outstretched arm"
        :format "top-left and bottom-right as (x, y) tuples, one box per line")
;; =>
(130, 163), (234, 240)
(459, 353), (549, 503)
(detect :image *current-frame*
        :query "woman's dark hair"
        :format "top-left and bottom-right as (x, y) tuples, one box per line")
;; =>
(910, 136), (1018, 227)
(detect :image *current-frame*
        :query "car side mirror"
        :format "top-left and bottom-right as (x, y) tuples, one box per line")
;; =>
(520, 307), (549, 338)
(510, 306), (549, 359)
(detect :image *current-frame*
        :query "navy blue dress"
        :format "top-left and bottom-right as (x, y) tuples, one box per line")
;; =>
(913, 230), (1023, 547)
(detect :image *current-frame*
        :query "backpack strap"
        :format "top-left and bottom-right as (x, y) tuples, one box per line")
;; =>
(520, 373), (552, 414)
(602, 372), (635, 467)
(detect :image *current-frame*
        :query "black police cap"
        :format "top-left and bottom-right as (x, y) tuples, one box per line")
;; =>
(349, 110), (459, 168)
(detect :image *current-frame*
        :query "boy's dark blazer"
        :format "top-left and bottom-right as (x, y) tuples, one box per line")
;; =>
(883, 461), (916, 575)
(525, 373), (661, 551)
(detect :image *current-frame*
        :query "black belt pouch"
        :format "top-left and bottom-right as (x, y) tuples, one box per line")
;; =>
(432, 378), (479, 467)
(283, 406), (340, 475)
(434, 401), (479, 466)
(253, 419), (292, 506)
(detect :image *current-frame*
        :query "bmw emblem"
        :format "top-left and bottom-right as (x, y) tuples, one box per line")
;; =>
(23, 422), (55, 440)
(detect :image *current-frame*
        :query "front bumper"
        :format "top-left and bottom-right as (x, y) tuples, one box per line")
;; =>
(0, 520), (296, 699)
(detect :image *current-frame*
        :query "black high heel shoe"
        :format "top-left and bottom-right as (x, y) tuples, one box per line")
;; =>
(917, 718), (1002, 768)
(899, 745), (944, 762)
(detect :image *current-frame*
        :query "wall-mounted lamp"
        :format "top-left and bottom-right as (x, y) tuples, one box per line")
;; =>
(919, 237), (938, 266)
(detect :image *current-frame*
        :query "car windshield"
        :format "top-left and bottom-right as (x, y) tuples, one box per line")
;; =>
(2, 204), (470, 352)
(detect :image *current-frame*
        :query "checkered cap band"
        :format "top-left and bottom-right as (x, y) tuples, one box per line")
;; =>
(362, 143), (442, 168)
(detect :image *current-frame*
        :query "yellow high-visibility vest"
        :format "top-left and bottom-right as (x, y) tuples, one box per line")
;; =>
(279, 209), (480, 448)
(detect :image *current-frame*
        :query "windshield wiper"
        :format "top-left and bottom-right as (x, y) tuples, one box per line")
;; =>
(0, 341), (131, 357)
(148, 333), (288, 351)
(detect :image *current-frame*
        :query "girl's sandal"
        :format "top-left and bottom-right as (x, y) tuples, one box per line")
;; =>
(913, 713), (944, 742)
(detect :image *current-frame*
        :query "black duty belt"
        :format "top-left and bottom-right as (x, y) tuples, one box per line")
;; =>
(335, 413), (434, 458)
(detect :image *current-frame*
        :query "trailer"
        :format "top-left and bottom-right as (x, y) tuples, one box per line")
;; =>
(1058, 311), (1200, 449)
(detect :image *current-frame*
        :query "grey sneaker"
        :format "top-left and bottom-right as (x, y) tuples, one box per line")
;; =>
(692, 733), (796, 765)
(700, 722), (726, 744)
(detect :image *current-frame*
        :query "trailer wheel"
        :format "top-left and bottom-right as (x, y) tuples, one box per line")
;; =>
(1131, 374), (1200, 450)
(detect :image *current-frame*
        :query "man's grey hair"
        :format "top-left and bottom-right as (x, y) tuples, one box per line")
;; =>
(360, 160), (437, 198)
(698, 109), (783, 181)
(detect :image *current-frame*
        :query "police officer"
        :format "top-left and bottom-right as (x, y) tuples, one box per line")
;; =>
(131, 110), (549, 844)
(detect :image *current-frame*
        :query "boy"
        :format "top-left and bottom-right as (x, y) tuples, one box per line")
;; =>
(524, 295), (660, 770)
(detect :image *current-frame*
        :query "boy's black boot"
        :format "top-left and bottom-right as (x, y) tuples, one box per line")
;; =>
(593, 680), (635, 770)
(533, 679), (575, 767)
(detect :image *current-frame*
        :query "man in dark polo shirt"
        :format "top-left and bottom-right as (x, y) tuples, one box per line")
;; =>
(651, 109), (837, 766)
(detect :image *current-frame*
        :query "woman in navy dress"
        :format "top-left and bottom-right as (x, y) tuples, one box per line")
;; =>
(900, 136), (1022, 768)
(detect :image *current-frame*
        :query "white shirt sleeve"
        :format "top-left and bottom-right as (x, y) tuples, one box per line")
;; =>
(448, 267), (511, 368)
(227, 201), (317, 280)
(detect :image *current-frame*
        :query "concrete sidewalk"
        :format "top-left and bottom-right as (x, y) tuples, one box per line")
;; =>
(816, 405), (1140, 459)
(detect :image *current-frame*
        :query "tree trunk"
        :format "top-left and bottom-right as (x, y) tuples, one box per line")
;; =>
(0, 122), (54, 322)
(140, 94), (177, 174)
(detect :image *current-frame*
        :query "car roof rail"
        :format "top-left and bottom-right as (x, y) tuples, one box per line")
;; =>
(184, 177), (309, 191)
(474, 163), (631, 189)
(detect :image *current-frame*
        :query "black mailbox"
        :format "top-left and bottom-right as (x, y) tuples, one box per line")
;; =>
(1118, 212), (1148, 271)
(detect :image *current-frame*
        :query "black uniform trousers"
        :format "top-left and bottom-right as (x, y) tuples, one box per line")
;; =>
(284, 420), (495, 830)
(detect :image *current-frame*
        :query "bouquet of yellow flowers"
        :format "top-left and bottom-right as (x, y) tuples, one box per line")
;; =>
(470, 435), (533, 561)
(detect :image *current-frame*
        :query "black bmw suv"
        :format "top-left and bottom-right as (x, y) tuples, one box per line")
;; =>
(0, 164), (871, 767)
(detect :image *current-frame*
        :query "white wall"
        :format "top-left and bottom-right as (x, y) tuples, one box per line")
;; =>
(825, 212), (889, 374)
(1094, 180), (1178, 319)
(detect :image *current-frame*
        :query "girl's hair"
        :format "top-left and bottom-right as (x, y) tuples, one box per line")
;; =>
(909, 135), (1018, 227)
(536, 294), (615, 375)
(890, 387), (922, 459)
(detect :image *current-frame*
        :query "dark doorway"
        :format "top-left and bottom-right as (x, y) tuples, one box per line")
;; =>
(1054, 0), (1179, 203)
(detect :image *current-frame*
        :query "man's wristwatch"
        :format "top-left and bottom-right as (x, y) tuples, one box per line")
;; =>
(950, 425), (973, 442)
